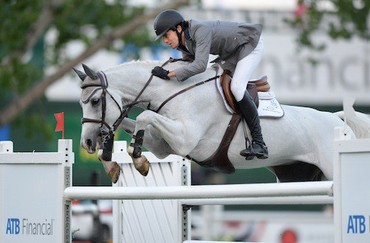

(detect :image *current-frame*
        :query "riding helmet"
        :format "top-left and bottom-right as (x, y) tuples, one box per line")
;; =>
(153, 9), (184, 40)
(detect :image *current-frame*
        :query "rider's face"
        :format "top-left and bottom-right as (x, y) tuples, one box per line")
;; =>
(162, 29), (179, 49)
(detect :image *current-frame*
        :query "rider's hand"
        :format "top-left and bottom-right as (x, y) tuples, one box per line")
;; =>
(151, 66), (170, 80)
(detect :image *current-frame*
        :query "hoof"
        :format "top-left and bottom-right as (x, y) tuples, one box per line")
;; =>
(128, 146), (150, 176)
(133, 155), (150, 176)
(107, 161), (121, 183)
(137, 164), (149, 176)
(100, 157), (122, 183)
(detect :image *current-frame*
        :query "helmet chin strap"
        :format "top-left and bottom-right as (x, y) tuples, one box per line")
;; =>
(175, 23), (185, 46)
(176, 29), (183, 46)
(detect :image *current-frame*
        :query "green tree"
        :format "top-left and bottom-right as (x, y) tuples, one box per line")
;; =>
(0, 0), (188, 137)
(286, 0), (370, 51)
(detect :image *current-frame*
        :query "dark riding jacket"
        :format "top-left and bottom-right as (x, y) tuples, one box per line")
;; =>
(174, 19), (262, 82)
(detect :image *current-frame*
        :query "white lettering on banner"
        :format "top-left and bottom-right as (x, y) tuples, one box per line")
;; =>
(260, 34), (370, 105)
(264, 55), (369, 91)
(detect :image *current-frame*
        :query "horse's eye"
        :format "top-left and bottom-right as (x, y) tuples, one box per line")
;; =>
(91, 98), (100, 106)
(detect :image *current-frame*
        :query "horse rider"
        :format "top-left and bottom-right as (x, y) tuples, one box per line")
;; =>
(151, 9), (268, 160)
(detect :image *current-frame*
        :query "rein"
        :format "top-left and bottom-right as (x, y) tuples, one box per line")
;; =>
(81, 58), (220, 137)
(154, 71), (220, 113)
(80, 58), (173, 136)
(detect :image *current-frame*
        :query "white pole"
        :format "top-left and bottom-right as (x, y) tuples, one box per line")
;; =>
(181, 195), (333, 206)
(64, 181), (333, 200)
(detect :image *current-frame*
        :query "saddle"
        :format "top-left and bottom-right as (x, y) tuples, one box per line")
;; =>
(220, 70), (271, 113)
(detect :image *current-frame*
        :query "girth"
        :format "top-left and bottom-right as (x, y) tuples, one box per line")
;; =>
(187, 113), (241, 174)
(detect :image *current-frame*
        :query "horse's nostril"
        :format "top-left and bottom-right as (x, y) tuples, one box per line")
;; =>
(86, 139), (92, 148)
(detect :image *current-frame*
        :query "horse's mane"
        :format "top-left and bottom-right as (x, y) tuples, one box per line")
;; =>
(103, 59), (213, 73)
(103, 60), (166, 72)
(104, 60), (155, 72)
(102, 59), (219, 85)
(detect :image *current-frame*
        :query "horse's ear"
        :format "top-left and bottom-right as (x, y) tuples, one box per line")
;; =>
(82, 64), (98, 80)
(72, 67), (87, 81)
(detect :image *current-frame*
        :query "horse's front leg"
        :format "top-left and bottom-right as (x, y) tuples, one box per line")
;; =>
(122, 117), (175, 176)
(119, 117), (136, 135)
(127, 129), (150, 176)
(128, 110), (200, 175)
(98, 134), (121, 183)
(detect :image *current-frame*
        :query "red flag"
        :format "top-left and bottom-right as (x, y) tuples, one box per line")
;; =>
(54, 112), (65, 139)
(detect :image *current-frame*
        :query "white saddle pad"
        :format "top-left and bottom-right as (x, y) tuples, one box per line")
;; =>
(216, 76), (284, 118)
(257, 92), (284, 118)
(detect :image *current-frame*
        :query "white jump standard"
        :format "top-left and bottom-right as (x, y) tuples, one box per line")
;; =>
(0, 140), (73, 243)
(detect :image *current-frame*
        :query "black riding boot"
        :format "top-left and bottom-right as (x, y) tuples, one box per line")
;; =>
(237, 92), (268, 159)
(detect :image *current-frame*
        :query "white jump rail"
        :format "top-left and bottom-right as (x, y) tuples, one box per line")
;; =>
(2, 127), (370, 243)
(180, 195), (333, 205)
(64, 181), (333, 200)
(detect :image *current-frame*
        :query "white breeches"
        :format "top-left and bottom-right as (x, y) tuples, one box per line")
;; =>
(230, 37), (264, 102)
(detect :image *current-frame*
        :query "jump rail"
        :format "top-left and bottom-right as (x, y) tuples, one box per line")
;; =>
(64, 181), (333, 200)
(2, 127), (370, 243)
(180, 195), (334, 206)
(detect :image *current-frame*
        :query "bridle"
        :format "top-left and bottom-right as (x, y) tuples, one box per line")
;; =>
(80, 58), (174, 139)
(80, 71), (133, 136)
(80, 58), (220, 140)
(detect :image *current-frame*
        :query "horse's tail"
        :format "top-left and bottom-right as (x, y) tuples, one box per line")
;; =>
(335, 110), (370, 138)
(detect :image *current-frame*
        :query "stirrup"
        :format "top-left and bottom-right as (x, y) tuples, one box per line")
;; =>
(252, 141), (269, 159)
(240, 147), (255, 160)
(240, 143), (268, 160)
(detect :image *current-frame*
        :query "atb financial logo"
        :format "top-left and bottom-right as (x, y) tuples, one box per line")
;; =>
(6, 217), (55, 236)
(347, 215), (367, 234)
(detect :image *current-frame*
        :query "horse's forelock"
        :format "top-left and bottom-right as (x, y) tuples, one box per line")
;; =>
(80, 78), (103, 104)
(81, 86), (102, 104)
(80, 78), (102, 89)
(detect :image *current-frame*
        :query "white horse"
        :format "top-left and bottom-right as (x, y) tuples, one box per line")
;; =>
(75, 60), (370, 183)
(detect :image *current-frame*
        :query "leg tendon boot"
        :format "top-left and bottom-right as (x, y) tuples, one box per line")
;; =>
(237, 92), (268, 159)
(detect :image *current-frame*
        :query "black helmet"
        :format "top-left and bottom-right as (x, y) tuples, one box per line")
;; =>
(153, 9), (184, 40)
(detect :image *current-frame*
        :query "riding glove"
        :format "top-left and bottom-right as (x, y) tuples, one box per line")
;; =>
(152, 66), (170, 80)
